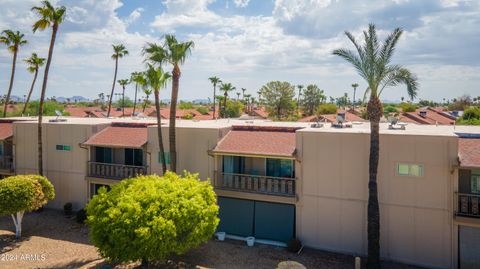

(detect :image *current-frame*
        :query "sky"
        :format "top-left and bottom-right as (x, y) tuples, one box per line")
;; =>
(0, 0), (479, 103)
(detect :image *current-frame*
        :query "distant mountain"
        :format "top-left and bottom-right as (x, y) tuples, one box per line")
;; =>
(55, 96), (89, 103)
(192, 99), (210, 104)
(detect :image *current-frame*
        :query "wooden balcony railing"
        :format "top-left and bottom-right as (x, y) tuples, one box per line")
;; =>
(0, 155), (14, 172)
(456, 192), (480, 218)
(214, 171), (295, 197)
(88, 162), (148, 180)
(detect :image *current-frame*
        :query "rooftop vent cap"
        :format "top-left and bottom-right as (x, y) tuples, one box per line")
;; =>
(419, 110), (427, 118)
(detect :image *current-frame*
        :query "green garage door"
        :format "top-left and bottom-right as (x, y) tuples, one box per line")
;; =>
(217, 197), (254, 237)
(459, 226), (480, 269)
(217, 197), (295, 242)
(254, 201), (295, 242)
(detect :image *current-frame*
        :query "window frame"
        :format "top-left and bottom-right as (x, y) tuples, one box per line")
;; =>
(396, 163), (424, 177)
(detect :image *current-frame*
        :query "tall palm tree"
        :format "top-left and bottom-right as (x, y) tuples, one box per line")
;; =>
(131, 71), (145, 116)
(351, 83), (359, 112)
(142, 89), (152, 113)
(144, 64), (171, 173)
(32, 0), (66, 176)
(241, 88), (246, 101)
(0, 30), (27, 117)
(143, 35), (194, 172)
(117, 79), (129, 117)
(220, 82), (235, 118)
(22, 53), (46, 115)
(236, 92), (241, 101)
(107, 44), (128, 117)
(296, 85), (304, 113)
(208, 76), (221, 119)
(333, 24), (418, 268)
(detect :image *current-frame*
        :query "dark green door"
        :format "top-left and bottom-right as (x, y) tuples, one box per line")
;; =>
(217, 197), (295, 242)
(254, 201), (295, 242)
(217, 197), (254, 237)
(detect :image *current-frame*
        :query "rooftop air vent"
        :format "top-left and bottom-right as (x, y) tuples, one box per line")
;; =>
(49, 110), (67, 122)
(419, 110), (427, 118)
(387, 115), (407, 130)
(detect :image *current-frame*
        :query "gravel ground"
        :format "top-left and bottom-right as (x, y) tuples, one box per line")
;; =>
(1, 209), (425, 269)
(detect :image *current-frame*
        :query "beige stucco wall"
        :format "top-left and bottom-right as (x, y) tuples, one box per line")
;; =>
(13, 121), (109, 210)
(295, 130), (458, 269)
(147, 125), (228, 181)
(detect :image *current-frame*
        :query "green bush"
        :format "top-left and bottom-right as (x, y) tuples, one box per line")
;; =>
(196, 106), (209, 115)
(222, 100), (244, 118)
(316, 103), (337, 115)
(86, 172), (219, 264)
(0, 175), (55, 238)
(383, 105), (398, 115)
(457, 106), (480, 125)
(182, 113), (194, 120)
(179, 101), (194, 109)
(399, 102), (416, 112)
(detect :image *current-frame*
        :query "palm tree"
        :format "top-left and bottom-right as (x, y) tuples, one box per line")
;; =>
(241, 88), (246, 101)
(117, 79), (129, 117)
(351, 83), (359, 112)
(296, 85), (304, 113)
(142, 89), (152, 113)
(131, 71), (146, 116)
(0, 30), (27, 117)
(22, 53), (45, 115)
(107, 44), (128, 117)
(236, 92), (241, 101)
(143, 35), (194, 172)
(208, 76), (221, 119)
(333, 24), (418, 268)
(144, 64), (171, 173)
(32, 0), (66, 176)
(220, 82), (235, 118)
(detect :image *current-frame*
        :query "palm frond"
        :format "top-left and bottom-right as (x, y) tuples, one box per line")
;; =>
(379, 67), (419, 100)
(332, 48), (368, 81)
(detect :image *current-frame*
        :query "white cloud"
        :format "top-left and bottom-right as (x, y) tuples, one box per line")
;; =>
(126, 7), (144, 24)
(233, 0), (250, 8)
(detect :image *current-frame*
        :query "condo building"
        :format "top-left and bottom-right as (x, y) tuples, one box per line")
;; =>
(0, 116), (479, 269)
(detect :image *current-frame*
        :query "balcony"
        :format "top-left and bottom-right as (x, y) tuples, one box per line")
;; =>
(456, 192), (480, 218)
(88, 161), (148, 180)
(0, 155), (14, 173)
(214, 171), (296, 197)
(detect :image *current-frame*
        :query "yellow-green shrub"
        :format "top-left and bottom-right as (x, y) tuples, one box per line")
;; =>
(86, 172), (219, 264)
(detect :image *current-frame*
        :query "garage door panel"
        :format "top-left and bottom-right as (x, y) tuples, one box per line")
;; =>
(460, 226), (480, 269)
(254, 201), (295, 242)
(217, 197), (254, 237)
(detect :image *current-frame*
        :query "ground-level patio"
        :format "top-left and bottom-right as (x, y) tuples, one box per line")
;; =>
(0, 209), (424, 269)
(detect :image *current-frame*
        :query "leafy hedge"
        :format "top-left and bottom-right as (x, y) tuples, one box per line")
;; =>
(86, 172), (219, 263)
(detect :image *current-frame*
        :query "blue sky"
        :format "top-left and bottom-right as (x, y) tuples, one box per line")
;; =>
(0, 0), (479, 102)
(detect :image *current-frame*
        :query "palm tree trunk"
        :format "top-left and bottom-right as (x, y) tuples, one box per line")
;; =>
(212, 84), (216, 119)
(143, 96), (148, 113)
(122, 85), (125, 117)
(133, 83), (138, 116)
(223, 92), (228, 118)
(154, 90), (167, 173)
(107, 57), (118, 117)
(3, 50), (18, 117)
(38, 24), (58, 176)
(367, 96), (382, 269)
(169, 65), (180, 173)
(22, 68), (38, 115)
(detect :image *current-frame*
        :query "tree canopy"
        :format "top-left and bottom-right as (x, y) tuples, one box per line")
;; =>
(300, 84), (325, 116)
(259, 81), (296, 119)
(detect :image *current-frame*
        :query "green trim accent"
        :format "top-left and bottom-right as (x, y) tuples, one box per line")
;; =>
(56, 144), (71, 151)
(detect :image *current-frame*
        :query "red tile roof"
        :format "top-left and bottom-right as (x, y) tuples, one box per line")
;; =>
(401, 108), (455, 125)
(83, 124), (149, 148)
(213, 126), (300, 158)
(0, 123), (13, 140)
(459, 138), (480, 168)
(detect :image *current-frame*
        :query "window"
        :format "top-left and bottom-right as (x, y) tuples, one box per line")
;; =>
(0, 142), (3, 156)
(125, 148), (144, 166)
(472, 174), (480, 194)
(95, 147), (112, 163)
(266, 159), (294, 178)
(56, 144), (71, 151)
(222, 156), (245, 174)
(397, 163), (423, 177)
(158, 152), (171, 165)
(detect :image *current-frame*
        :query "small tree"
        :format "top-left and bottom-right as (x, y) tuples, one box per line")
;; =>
(0, 175), (55, 238)
(86, 172), (219, 264)
(259, 81), (296, 119)
(300, 84), (325, 116)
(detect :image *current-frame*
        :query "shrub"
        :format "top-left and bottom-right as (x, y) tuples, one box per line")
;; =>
(383, 105), (398, 115)
(76, 208), (87, 224)
(86, 172), (219, 264)
(457, 106), (480, 125)
(64, 202), (73, 216)
(287, 238), (302, 253)
(399, 102), (416, 112)
(223, 100), (244, 118)
(0, 175), (55, 238)
(182, 113), (194, 120)
(316, 103), (337, 115)
(196, 106), (209, 115)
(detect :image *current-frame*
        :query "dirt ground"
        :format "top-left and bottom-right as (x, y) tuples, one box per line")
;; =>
(0, 209), (424, 269)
